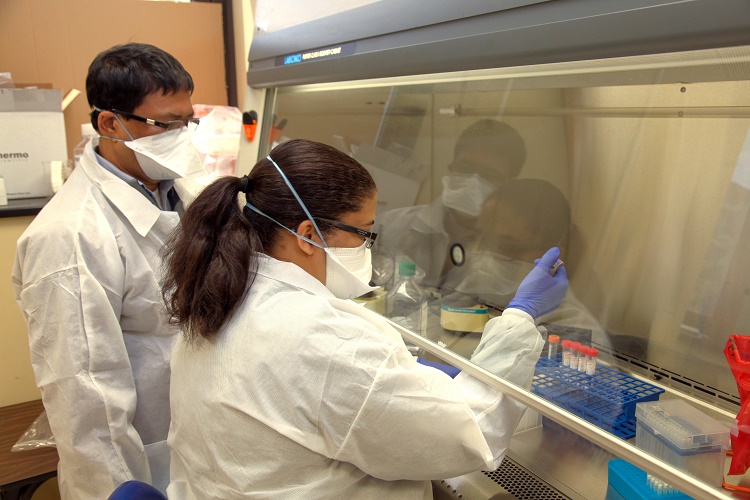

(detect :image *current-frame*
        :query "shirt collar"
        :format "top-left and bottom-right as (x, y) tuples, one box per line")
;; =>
(94, 147), (176, 209)
(80, 139), (173, 236)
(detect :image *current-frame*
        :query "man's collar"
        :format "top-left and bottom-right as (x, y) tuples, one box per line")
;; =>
(79, 139), (170, 236)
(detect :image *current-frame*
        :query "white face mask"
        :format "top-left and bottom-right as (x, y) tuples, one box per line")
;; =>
(441, 173), (496, 217)
(244, 155), (377, 300)
(444, 250), (533, 306)
(325, 242), (375, 299)
(124, 127), (205, 181)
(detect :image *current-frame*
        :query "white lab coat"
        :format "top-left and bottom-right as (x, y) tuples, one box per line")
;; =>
(376, 199), (481, 289)
(376, 200), (452, 288)
(167, 254), (543, 500)
(12, 139), (180, 499)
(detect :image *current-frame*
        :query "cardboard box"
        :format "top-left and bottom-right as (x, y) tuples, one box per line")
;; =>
(0, 88), (67, 199)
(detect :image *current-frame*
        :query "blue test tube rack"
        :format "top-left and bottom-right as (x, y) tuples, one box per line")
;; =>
(532, 355), (665, 439)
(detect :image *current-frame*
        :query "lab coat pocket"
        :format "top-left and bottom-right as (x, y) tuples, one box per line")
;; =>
(145, 439), (171, 495)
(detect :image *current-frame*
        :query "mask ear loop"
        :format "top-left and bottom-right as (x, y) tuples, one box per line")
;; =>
(93, 107), (135, 143)
(244, 203), (325, 250)
(244, 155), (329, 250)
(265, 155), (328, 249)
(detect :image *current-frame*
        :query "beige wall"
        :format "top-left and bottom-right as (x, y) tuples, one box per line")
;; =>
(0, 0), (227, 162)
(0, 216), (58, 498)
(0, 217), (38, 406)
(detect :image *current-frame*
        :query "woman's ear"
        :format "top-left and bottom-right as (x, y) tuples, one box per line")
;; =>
(294, 220), (322, 256)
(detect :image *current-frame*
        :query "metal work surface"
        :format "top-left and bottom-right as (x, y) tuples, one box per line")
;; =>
(394, 310), (745, 499)
(434, 454), (571, 500)
(431, 420), (750, 500)
(508, 421), (617, 499)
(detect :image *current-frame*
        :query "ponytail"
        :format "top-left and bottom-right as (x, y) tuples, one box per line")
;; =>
(162, 138), (376, 343)
(162, 175), (260, 342)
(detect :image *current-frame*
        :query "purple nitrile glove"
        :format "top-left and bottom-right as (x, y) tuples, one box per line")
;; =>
(507, 247), (568, 319)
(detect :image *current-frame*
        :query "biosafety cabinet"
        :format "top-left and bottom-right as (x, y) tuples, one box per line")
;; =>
(246, 1), (750, 498)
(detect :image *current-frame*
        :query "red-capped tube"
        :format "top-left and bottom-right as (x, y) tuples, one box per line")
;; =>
(586, 348), (599, 375)
(548, 334), (560, 360)
(569, 342), (581, 370)
(562, 340), (571, 366)
(578, 346), (588, 372)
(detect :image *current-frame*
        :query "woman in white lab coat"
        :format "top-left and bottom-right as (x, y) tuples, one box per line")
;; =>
(163, 139), (568, 499)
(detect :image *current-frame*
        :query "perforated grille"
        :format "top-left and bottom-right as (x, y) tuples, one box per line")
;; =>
(482, 457), (570, 500)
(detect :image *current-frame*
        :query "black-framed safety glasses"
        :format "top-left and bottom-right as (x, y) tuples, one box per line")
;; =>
(315, 218), (378, 249)
(111, 109), (200, 132)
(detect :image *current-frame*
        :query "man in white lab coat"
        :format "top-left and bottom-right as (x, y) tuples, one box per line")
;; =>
(12, 43), (204, 499)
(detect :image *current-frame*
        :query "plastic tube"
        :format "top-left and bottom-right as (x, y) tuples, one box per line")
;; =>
(547, 334), (560, 360)
(586, 348), (599, 375)
(578, 346), (588, 372)
(569, 342), (581, 370)
(562, 340), (571, 367)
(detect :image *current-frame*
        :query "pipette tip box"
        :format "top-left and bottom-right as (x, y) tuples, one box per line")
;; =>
(608, 459), (692, 499)
(635, 400), (729, 487)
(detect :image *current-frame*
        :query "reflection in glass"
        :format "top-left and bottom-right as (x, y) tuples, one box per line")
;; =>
(266, 46), (750, 411)
(258, 43), (750, 499)
(376, 119), (528, 289)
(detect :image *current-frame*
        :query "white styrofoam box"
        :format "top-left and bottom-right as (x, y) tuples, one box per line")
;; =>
(0, 89), (67, 199)
(0, 177), (8, 205)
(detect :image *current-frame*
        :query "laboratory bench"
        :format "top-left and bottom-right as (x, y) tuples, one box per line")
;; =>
(0, 197), (49, 218)
(0, 399), (58, 500)
(415, 303), (750, 499)
(433, 416), (750, 500)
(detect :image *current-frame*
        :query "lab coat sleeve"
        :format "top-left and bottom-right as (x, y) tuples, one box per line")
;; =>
(12, 223), (151, 499)
(455, 309), (544, 470)
(332, 309), (542, 481)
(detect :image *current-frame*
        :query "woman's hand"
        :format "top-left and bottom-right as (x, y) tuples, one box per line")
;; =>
(507, 247), (568, 319)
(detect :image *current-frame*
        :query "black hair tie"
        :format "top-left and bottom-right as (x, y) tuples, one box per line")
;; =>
(239, 175), (250, 193)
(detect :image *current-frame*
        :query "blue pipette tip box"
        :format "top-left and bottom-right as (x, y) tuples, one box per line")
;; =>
(608, 459), (693, 499)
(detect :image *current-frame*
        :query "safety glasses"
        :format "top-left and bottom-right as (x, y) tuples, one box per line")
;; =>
(315, 218), (378, 249)
(111, 109), (200, 132)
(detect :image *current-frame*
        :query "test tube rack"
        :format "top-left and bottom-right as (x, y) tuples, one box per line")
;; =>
(532, 356), (665, 439)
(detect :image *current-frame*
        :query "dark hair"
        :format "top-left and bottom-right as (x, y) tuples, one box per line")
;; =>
(162, 139), (377, 342)
(86, 43), (194, 132)
(454, 119), (527, 178)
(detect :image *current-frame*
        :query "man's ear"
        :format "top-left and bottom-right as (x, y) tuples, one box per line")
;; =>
(97, 110), (119, 137)
(294, 220), (322, 256)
